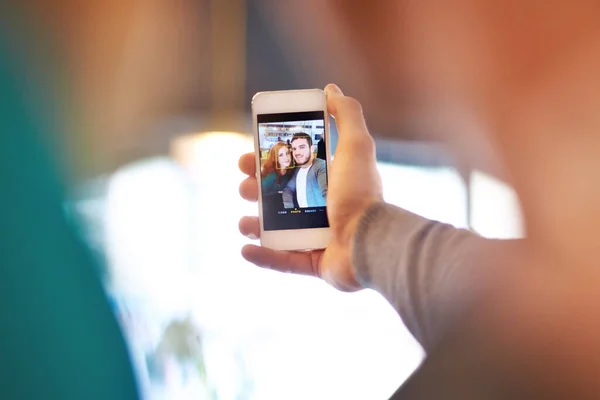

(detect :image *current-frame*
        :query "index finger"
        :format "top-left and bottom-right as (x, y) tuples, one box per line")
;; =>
(238, 152), (256, 176)
(325, 84), (369, 138)
(241, 244), (323, 277)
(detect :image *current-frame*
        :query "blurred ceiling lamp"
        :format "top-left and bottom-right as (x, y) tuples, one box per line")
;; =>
(172, 0), (251, 166)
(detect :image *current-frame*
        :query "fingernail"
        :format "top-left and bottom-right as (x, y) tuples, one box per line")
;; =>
(247, 233), (258, 240)
(326, 84), (343, 96)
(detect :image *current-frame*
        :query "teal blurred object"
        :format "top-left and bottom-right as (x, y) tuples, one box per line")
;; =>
(0, 39), (139, 399)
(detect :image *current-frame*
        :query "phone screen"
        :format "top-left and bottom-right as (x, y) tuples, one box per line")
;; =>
(257, 111), (329, 231)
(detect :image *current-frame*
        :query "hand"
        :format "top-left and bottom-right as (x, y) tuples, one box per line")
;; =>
(238, 84), (383, 291)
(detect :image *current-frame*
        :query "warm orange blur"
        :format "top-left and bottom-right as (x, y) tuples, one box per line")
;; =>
(23, 1), (210, 175)
(14, 2), (600, 393)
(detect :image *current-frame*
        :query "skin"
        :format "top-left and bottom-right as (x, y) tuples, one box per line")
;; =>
(291, 138), (312, 167)
(277, 146), (291, 173)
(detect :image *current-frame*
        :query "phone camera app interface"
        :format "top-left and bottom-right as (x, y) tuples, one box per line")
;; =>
(258, 111), (329, 231)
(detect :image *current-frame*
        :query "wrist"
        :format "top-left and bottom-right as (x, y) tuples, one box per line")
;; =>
(348, 201), (388, 288)
(325, 201), (383, 291)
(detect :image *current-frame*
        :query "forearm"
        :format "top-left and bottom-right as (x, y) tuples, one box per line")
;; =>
(352, 202), (517, 352)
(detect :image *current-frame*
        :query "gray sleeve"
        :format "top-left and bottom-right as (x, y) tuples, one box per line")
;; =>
(316, 161), (328, 198)
(282, 174), (296, 209)
(352, 202), (514, 352)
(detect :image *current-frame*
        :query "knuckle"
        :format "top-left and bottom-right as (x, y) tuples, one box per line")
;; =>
(347, 130), (375, 151)
(363, 134), (376, 152)
(342, 96), (363, 113)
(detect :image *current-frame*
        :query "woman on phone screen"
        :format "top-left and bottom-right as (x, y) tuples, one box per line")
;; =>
(261, 142), (296, 210)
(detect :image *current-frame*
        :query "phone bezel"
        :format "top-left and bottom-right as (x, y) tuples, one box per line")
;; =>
(252, 89), (332, 251)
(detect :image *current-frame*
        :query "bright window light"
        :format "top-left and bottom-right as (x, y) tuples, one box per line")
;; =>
(470, 170), (524, 239)
(100, 135), (477, 399)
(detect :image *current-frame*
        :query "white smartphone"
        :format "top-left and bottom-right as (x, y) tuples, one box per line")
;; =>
(252, 89), (332, 251)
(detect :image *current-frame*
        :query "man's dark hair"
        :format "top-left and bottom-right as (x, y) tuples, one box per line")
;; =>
(291, 132), (313, 147)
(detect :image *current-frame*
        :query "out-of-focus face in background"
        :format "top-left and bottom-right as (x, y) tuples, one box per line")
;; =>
(322, 0), (600, 254)
(325, 2), (599, 144)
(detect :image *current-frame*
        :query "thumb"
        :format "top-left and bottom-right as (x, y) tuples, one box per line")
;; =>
(325, 84), (370, 142)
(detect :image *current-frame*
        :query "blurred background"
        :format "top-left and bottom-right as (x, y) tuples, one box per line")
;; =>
(7, 1), (524, 399)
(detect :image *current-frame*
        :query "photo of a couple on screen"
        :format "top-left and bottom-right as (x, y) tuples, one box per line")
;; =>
(259, 121), (327, 211)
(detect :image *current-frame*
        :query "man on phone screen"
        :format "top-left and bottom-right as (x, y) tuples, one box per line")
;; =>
(282, 132), (327, 208)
